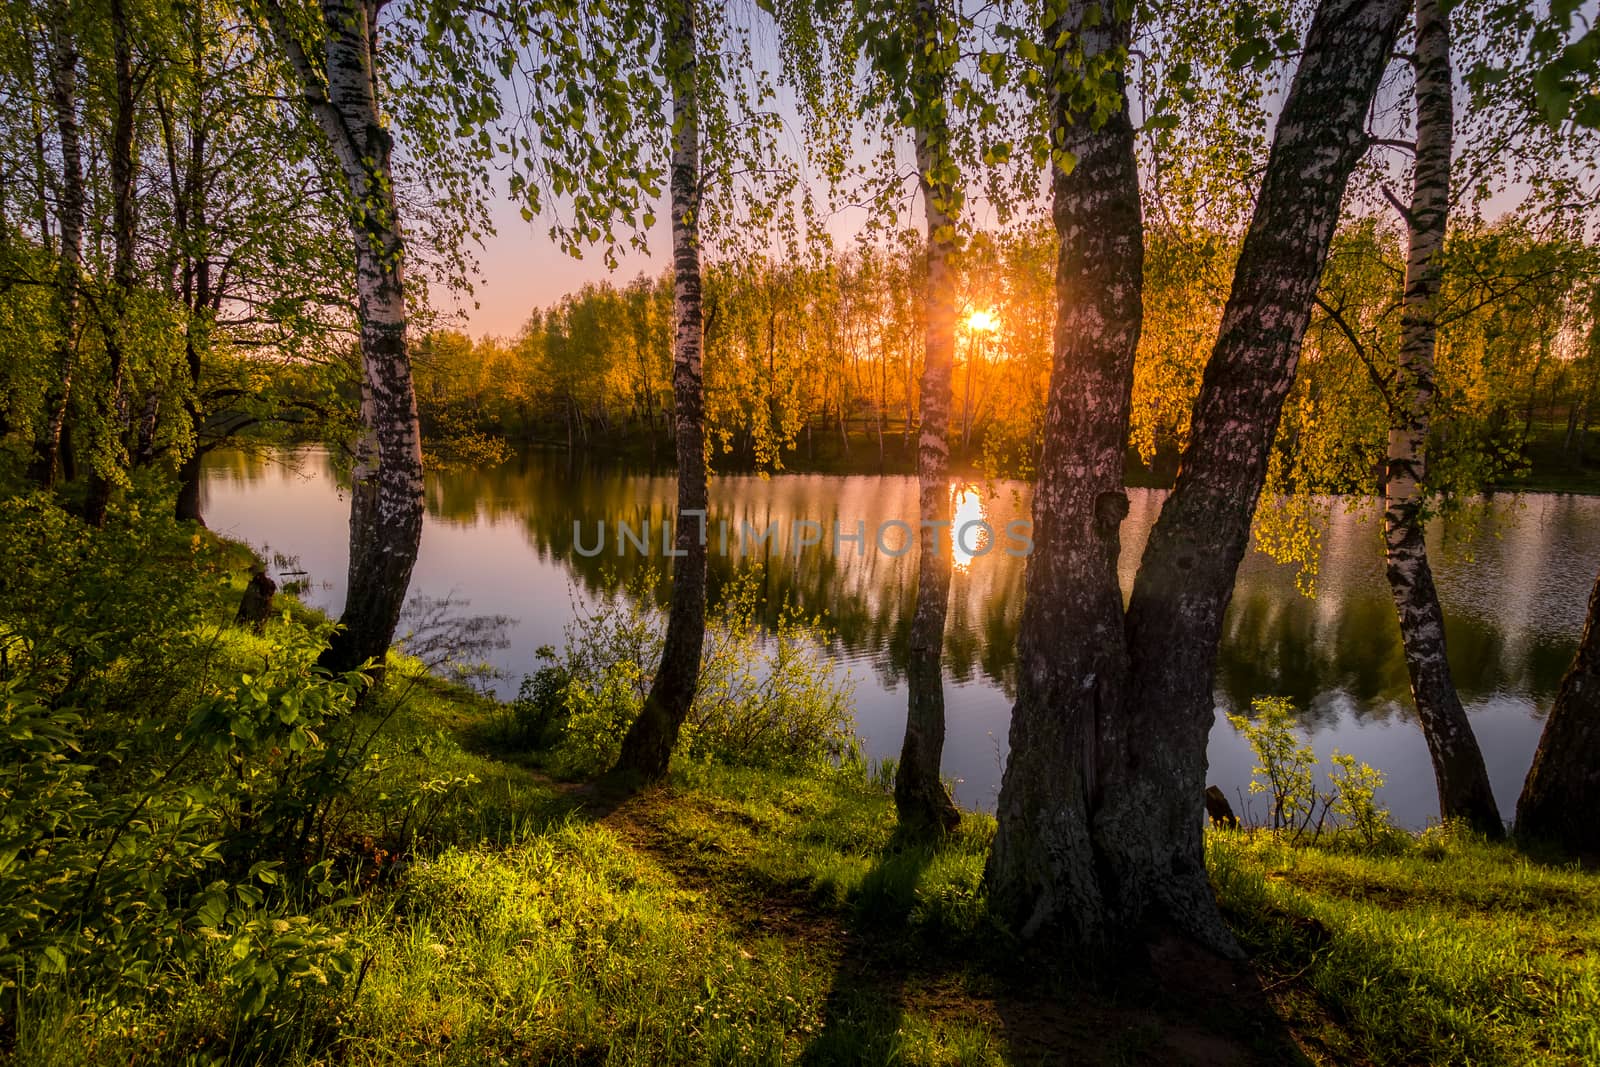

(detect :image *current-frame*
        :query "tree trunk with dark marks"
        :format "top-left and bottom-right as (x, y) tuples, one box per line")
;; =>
(86, 0), (138, 527)
(895, 0), (960, 835)
(30, 6), (83, 489)
(614, 0), (707, 781)
(986, 0), (1144, 949)
(988, 0), (1409, 960)
(1115, 0), (1409, 952)
(262, 0), (424, 677)
(1517, 567), (1600, 853)
(1383, 0), (1502, 836)
(161, 9), (213, 523)
(176, 448), (205, 524)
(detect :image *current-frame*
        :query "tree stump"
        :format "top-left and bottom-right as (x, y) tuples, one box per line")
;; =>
(1205, 785), (1239, 829)
(235, 569), (277, 633)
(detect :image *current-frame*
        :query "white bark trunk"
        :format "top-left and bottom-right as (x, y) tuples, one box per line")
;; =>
(262, 0), (424, 674)
(1383, 0), (1502, 835)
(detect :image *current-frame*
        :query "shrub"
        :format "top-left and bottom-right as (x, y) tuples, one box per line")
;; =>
(685, 570), (855, 770)
(1329, 750), (1398, 849)
(1229, 697), (1322, 838)
(504, 654), (571, 749)
(0, 501), (408, 1047)
(0, 675), (359, 1036)
(1227, 696), (1396, 848)
(513, 568), (856, 775)
(0, 493), (222, 720)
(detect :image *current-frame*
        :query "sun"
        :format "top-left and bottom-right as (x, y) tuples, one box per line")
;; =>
(965, 308), (999, 333)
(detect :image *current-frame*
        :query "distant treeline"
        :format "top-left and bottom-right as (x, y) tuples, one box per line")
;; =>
(413, 217), (1600, 487)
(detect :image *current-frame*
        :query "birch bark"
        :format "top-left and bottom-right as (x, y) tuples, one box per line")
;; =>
(1517, 567), (1600, 852)
(986, 0), (1142, 944)
(1383, 0), (1503, 836)
(263, 0), (425, 676)
(614, 0), (709, 779)
(86, 0), (138, 526)
(896, 0), (961, 835)
(30, 5), (83, 489)
(989, 0), (1410, 955)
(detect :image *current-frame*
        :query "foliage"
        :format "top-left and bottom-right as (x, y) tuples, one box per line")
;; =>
(1229, 697), (1322, 838)
(1329, 750), (1394, 849)
(0, 500), (477, 1055)
(0, 653), (360, 1046)
(1228, 696), (1398, 848)
(686, 569), (855, 770)
(506, 568), (854, 776)
(0, 493), (218, 714)
(1257, 217), (1599, 586)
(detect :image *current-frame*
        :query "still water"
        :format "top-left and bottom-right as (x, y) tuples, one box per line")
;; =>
(202, 447), (1600, 829)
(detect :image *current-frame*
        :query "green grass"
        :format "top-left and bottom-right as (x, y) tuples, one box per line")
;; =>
(11, 530), (1600, 1065)
(1210, 828), (1600, 1065)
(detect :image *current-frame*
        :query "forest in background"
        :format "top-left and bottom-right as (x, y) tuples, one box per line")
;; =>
(415, 215), (1600, 491)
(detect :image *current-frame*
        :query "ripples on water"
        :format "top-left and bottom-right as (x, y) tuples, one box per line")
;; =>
(201, 447), (1600, 828)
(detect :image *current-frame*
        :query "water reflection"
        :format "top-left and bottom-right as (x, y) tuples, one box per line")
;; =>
(202, 448), (1600, 826)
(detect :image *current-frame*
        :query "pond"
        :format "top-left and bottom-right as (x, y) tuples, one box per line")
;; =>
(201, 447), (1600, 829)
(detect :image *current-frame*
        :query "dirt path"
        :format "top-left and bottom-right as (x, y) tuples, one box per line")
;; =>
(540, 779), (1309, 1067)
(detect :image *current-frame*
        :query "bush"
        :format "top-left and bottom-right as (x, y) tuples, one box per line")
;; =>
(0, 673), (359, 1038)
(510, 568), (856, 776)
(0, 499), (415, 1050)
(686, 570), (855, 770)
(0, 493), (222, 720)
(1227, 696), (1397, 848)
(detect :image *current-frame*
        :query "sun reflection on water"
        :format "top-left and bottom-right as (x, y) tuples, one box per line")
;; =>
(951, 483), (989, 571)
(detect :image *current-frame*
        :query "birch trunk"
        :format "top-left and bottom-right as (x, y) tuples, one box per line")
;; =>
(263, 0), (425, 676)
(895, 0), (960, 833)
(1114, 0), (1408, 950)
(614, 0), (708, 780)
(174, 113), (211, 525)
(86, 0), (138, 527)
(1516, 567), (1600, 852)
(1383, 0), (1503, 836)
(986, 0), (1142, 944)
(989, 0), (1409, 957)
(30, 8), (83, 489)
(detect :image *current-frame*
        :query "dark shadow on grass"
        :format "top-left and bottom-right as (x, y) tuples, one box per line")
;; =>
(985, 928), (1313, 1067)
(798, 824), (943, 1065)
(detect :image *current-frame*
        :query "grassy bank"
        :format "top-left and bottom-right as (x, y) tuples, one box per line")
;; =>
(5, 507), (1598, 1065)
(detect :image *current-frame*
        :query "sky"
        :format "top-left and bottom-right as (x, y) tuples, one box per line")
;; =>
(430, 8), (1573, 343)
(440, 167), (1026, 340)
(443, 201), (669, 340)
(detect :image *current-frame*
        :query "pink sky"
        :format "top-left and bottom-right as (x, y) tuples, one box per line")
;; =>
(439, 198), (668, 340)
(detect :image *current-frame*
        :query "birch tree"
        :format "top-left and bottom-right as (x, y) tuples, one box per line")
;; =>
(850, 0), (1024, 833)
(1251, 0), (1600, 833)
(257, 0), (425, 675)
(478, 0), (843, 778)
(987, 0), (1408, 955)
(28, 0), (85, 488)
(1517, 566), (1600, 852)
(852, 0), (966, 832)
(82, 0), (139, 526)
(1376, 0), (1502, 835)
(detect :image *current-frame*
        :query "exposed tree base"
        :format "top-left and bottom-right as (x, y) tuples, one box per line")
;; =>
(614, 694), (683, 783)
(892, 774), (960, 836)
